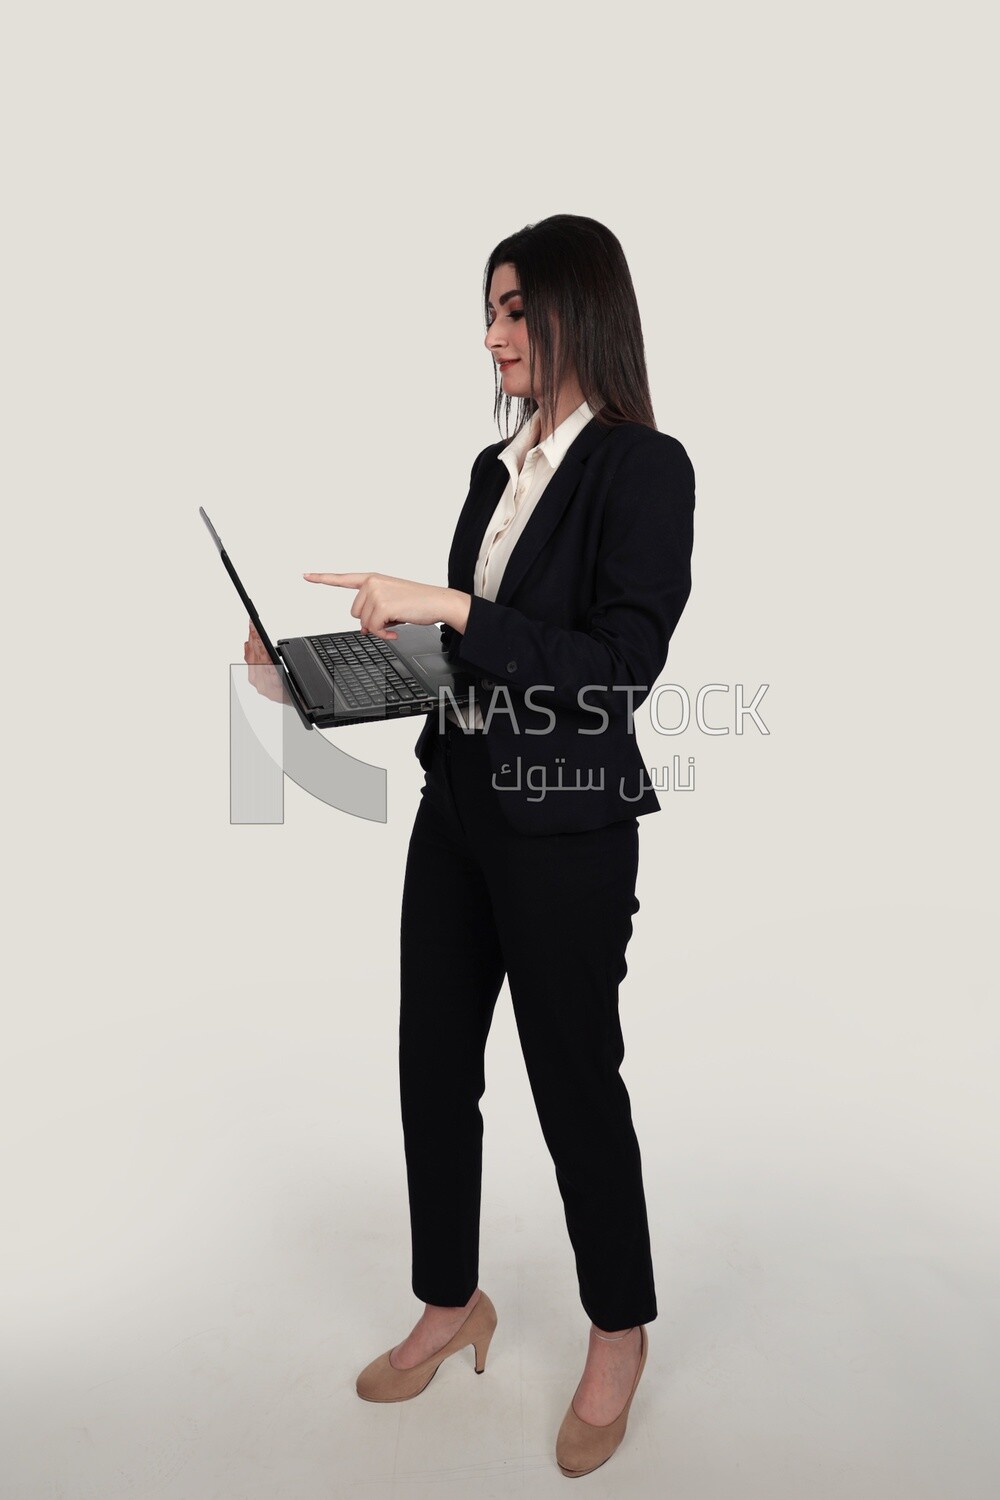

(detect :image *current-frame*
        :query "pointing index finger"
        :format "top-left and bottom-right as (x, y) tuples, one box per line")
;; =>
(302, 573), (365, 585)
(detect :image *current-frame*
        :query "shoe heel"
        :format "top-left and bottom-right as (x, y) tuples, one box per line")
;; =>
(473, 1324), (494, 1374)
(470, 1298), (498, 1374)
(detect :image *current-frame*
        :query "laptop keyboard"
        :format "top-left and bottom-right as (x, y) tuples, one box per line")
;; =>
(307, 632), (427, 712)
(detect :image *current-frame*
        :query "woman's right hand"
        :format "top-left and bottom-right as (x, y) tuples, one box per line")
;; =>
(243, 619), (287, 705)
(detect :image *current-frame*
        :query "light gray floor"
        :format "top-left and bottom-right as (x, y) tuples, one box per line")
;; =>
(2, 908), (996, 1499)
(1, 1180), (994, 1498)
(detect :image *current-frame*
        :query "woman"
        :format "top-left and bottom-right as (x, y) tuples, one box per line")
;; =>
(249, 214), (695, 1477)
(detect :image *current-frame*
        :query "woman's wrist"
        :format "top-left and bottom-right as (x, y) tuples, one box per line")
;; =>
(440, 588), (472, 634)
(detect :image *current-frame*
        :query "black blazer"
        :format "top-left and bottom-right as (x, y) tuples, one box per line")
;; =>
(414, 415), (696, 835)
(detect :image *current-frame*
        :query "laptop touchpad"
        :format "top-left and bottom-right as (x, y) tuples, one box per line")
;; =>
(411, 653), (457, 680)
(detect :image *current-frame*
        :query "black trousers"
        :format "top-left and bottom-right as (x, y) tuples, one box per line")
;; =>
(398, 718), (658, 1331)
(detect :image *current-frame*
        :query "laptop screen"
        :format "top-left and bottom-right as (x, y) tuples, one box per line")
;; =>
(199, 506), (282, 667)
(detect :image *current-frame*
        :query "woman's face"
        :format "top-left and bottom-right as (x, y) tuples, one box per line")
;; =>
(484, 262), (534, 400)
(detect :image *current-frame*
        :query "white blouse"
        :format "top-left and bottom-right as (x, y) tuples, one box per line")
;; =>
(446, 399), (596, 731)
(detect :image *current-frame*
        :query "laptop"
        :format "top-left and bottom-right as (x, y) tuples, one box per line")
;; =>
(200, 506), (477, 730)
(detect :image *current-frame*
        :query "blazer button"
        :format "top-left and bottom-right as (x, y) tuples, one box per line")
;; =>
(481, 678), (494, 689)
(506, 660), (517, 674)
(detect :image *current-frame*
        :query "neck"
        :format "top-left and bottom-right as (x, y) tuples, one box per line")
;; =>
(537, 382), (587, 441)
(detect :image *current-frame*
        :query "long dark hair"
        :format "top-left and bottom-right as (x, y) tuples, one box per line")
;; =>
(484, 214), (657, 439)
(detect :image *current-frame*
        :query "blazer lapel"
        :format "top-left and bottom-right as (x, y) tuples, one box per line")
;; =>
(448, 451), (508, 592)
(450, 417), (613, 603)
(494, 417), (608, 606)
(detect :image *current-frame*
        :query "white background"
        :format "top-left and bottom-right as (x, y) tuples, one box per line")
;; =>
(2, 2), (996, 1496)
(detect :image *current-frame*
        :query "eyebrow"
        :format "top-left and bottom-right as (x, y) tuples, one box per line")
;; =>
(487, 289), (523, 309)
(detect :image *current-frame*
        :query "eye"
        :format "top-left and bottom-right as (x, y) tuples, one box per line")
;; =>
(486, 308), (525, 327)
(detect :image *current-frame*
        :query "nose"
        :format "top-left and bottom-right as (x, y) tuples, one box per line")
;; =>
(484, 321), (506, 354)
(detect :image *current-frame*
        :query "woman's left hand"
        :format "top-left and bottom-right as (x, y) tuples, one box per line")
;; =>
(302, 571), (471, 640)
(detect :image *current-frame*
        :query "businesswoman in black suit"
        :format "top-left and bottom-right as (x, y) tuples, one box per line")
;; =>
(296, 214), (695, 1476)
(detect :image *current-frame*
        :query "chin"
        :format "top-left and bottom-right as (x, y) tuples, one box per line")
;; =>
(503, 379), (531, 401)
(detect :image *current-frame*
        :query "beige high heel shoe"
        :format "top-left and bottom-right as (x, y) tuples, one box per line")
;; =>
(555, 1324), (648, 1477)
(355, 1291), (498, 1402)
